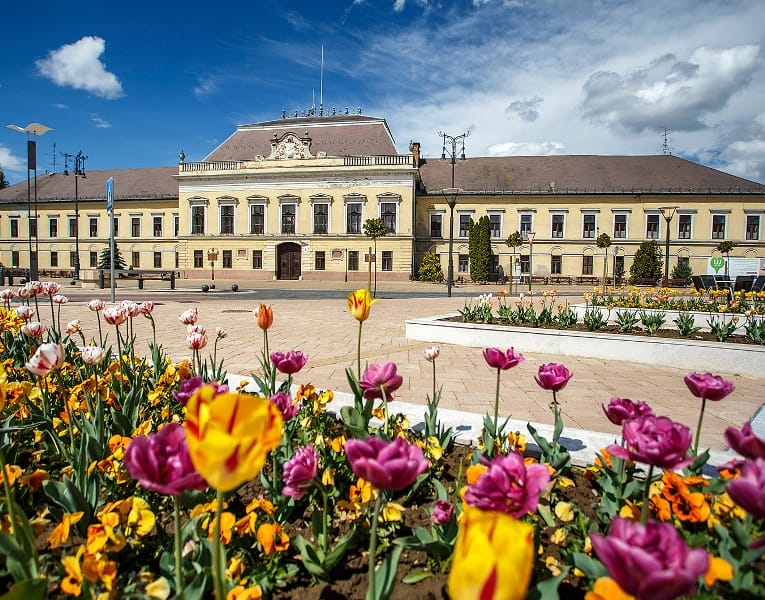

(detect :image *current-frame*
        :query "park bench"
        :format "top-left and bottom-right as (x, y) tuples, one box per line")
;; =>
(98, 269), (177, 290)
(575, 276), (600, 285)
(548, 275), (572, 285)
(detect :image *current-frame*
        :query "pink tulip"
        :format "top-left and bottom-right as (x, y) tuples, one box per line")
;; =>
(270, 392), (298, 421)
(21, 321), (45, 338)
(608, 415), (693, 470)
(423, 346), (440, 362)
(534, 362), (573, 392)
(282, 445), (318, 500)
(483, 347), (525, 370)
(41, 282), (61, 296)
(121, 300), (141, 317)
(270, 350), (308, 375)
(726, 458), (765, 519)
(431, 500), (454, 525)
(359, 362), (404, 401)
(187, 324), (206, 336)
(0, 289), (16, 301)
(15, 306), (35, 321)
(591, 517), (708, 600)
(186, 332), (208, 350)
(172, 376), (208, 406)
(124, 423), (208, 495)
(25, 343), (65, 377)
(463, 452), (550, 518)
(683, 372), (735, 401)
(725, 422), (765, 461)
(52, 294), (68, 305)
(178, 307), (199, 325)
(345, 436), (429, 491)
(103, 306), (127, 326)
(79, 346), (107, 365)
(87, 299), (106, 312)
(602, 397), (654, 426)
(139, 301), (155, 315)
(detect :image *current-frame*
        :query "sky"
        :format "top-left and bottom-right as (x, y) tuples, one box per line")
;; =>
(2, 0), (765, 185)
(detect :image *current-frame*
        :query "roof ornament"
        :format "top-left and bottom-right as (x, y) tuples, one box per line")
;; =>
(179, 150), (185, 164)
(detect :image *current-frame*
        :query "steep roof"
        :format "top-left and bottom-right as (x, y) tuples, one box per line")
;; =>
(418, 155), (765, 194)
(0, 167), (178, 203)
(205, 114), (398, 161)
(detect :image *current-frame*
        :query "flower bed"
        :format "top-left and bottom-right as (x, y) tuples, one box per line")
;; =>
(0, 282), (764, 600)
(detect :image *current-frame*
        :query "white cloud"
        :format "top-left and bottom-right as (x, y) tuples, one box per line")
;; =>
(35, 36), (124, 99)
(506, 96), (543, 122)
(485, 141), (565, 156)
(91, 114), (111, 128)
(0, 146), (25, 173)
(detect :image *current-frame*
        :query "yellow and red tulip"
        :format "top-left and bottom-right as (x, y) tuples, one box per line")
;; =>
(347, 288), (377, 322)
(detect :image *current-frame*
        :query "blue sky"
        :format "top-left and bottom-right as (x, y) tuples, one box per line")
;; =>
(2, 0), (765, 185)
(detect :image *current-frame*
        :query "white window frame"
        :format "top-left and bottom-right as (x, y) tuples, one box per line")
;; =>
(429, 210), (444, 238)
(310, 194), (332, 234)
(247, 196), (268, 235)
(582, 212), (598, 239)
(487, 210), (504, 239)
(745, 212), (762, 241)
(612, 211), (629, 239)
(711, 212), (728, 240)
(519, 213), (534, 237)
(189, 198), (208, 235)
(344, 195), (366, 234)
(677, 212), (693, 240)
(377, 193), (401, 235)
(279, 195), (300, 234)
(645, 213), (660, 239)
(550, 212), (566, 239)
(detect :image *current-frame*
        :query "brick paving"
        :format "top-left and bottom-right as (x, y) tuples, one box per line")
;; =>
(33, 278), (765, 451)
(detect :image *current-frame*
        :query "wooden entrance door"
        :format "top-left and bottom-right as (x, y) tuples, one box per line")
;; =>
(277, 243), (302, 279)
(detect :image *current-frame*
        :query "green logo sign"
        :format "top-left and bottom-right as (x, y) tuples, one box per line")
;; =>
(710, 257), (725, 273)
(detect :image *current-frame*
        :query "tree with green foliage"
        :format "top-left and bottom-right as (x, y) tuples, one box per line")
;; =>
(629, 240), (663, 282)
(716, 240), (736, 277)
(98, 243), (127, 270)
(0, 166), (8, 189)
(364, 218), (387, 297)
(468, 216), (491, 283)
(670, 260), (693, 284)
(596, 233), (612, 291)
(505, 231), (523, 294)
(417, 251), (444, 282)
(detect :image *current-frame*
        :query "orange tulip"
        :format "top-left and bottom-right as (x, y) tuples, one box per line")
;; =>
(183, 385), (283, 492)
(347, 289), (377, 322)
(254, 304), (273, 331)
(447, 505), (534, 600)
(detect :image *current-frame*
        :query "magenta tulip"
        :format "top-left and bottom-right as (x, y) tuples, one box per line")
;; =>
(358, 362), (404, 401)
(602, 397), (655, 426)
(482, 347), (524, 370)
(124, 423), (208, 495)
(282, 445), (319, 500)
(270, 350), (308, 375)
(683, 372), (735, 401)
(463, 452), (550, 518)
(534, 363), (572, 392)
(173, 377), (228, 406)
(590, 516), (708, 600)
(345, 436), (428, 491)
(431, 500), (455, 525)
(270, 391), (299, 421)
(608, 415), (693, 470)
(726, 458), (765, 519)
(725, 422), (765, 461)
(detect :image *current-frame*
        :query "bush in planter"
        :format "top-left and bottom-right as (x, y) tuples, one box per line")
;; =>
(417, 251), (444, 283)
(671, 260), (693, 284)
(629, 239), (663, 283)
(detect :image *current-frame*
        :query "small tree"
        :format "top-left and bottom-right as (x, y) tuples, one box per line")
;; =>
(505, 231), (523, 294)
(629, 240), (663, 282)
(417, 251), (444, 283)
(468, 216), (491, 283)
(364, 218), (387, 297)
(716, 240), (736, 277)
(670, 260), (693, 284)
(596, 232), (612, 291)
(0, 166), (8, 189)
(98, 243), (127, 270)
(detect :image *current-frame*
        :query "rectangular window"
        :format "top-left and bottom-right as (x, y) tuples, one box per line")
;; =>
(194, 250), (203, 268)
(131, 251), (140, 269)
(430, 214), (442, 237)
(613, 214), (627, 238)
(30, 217), (37, 238)
(50, 251), (58, 267)
(69, 217), (77, 238)
(615, 255), (625, 280)
(69, 251), (76, 268)
(551, 214), (565, 238)
(746, 215), (760, 240)
(381, 202), (396, 234)
(346, 203), (362, 234)
(153, 216), (163, 237)
(153, 252), (162, 268)
(583, 214), (596, 238)
(520, 254), (530, 274)
(89, 217), (98, 237)
(646, 214), (659, 239)
(582, 255), (594, 275)
(89, 251), (98, 268)
(459, 214), (471, 237)
(220, 206), (234, 234)
(174, 215), (179, 237)
(175, 252), (179, 268)
(252, 250), (262, 269)
(250, 205), (265, 234)
(49, 217), (58, 238)
(551, 255), (562, 274)
(131, 217), (141, 237)
(113, 216), (119, 236)
(191, 206), (205, 235)
(10, 217), (19, 238)
(488, 214), (502, 238)
(678, 214), (692, 239)
(458, 254), (468, 272)
(382, 250), (392, 271)
(222, 250), (232, 268)
(11, 251), (19, 267)
(315, 251), (325, 270)
(712, 214), (726, 239)
(313, 204), (328, 234)
(520, 214), (533, 236)
(348, 250), (359, 271)
(281, 204), (296, 234)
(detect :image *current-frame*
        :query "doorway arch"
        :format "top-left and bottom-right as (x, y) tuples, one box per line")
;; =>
(277, 242), (302, 279)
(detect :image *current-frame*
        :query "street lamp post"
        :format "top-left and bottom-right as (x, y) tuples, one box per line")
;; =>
(439, 131), (469, 297)
(7, 123), (53, 281)
(526, 231), (536, 292)
(64, 151), (87, 280)
(658, 206), (679, 285)
(208, 248), (218, 282)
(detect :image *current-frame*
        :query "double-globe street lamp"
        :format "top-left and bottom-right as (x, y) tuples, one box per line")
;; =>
(6, 123), (53, 281)
(439, 130), (469, 297)
(658, 206), (679, 285)
(63, 151), (87, 281)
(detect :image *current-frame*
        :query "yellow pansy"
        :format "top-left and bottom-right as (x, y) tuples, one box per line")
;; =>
(381, 502), (405, 522)
(704, 555), (734, 587)
(145, 577), (172, 599)
(48, 511), (84, 549)
(126, 497), (155, 537)
(554, 501), (575, 522)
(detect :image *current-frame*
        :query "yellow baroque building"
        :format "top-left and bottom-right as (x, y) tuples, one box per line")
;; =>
(1, 112), (764, 284)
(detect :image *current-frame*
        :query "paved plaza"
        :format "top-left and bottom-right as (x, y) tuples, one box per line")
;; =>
(31, 277), (765, 451)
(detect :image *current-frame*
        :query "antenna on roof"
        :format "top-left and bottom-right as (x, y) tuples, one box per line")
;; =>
(661, 127), (672, 155)
(320, 44), (324, 114)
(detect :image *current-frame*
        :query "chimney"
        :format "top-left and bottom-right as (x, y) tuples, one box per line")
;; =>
(409, 141), (421, 168)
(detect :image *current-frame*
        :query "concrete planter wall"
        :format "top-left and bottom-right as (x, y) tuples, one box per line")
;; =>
(406, 314), (765, 377)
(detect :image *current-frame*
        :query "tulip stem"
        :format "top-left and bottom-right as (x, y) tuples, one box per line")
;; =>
(319, 484), (329, 556)
(173, 495), (184, 597)
(212, 490), (227, 599)
(493, 367), (501, 439)
(366, 494), (383, 600)
(693, 397), (707, 456)
(356, 322), (363, 380)
(640, 464), (655, 524)
(431, 360), (436, 407)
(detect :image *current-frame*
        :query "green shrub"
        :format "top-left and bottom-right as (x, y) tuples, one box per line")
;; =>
(417, 251), (444, 282)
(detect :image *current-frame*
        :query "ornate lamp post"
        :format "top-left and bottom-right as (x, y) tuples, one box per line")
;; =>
(64, 151), (87, 280)
(208, 248), (218, 282)
(526, 231), (536, 292)
(439, 131), (469, 297)
(6, 123), (53, 281)
(658, 206), (679, 285)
